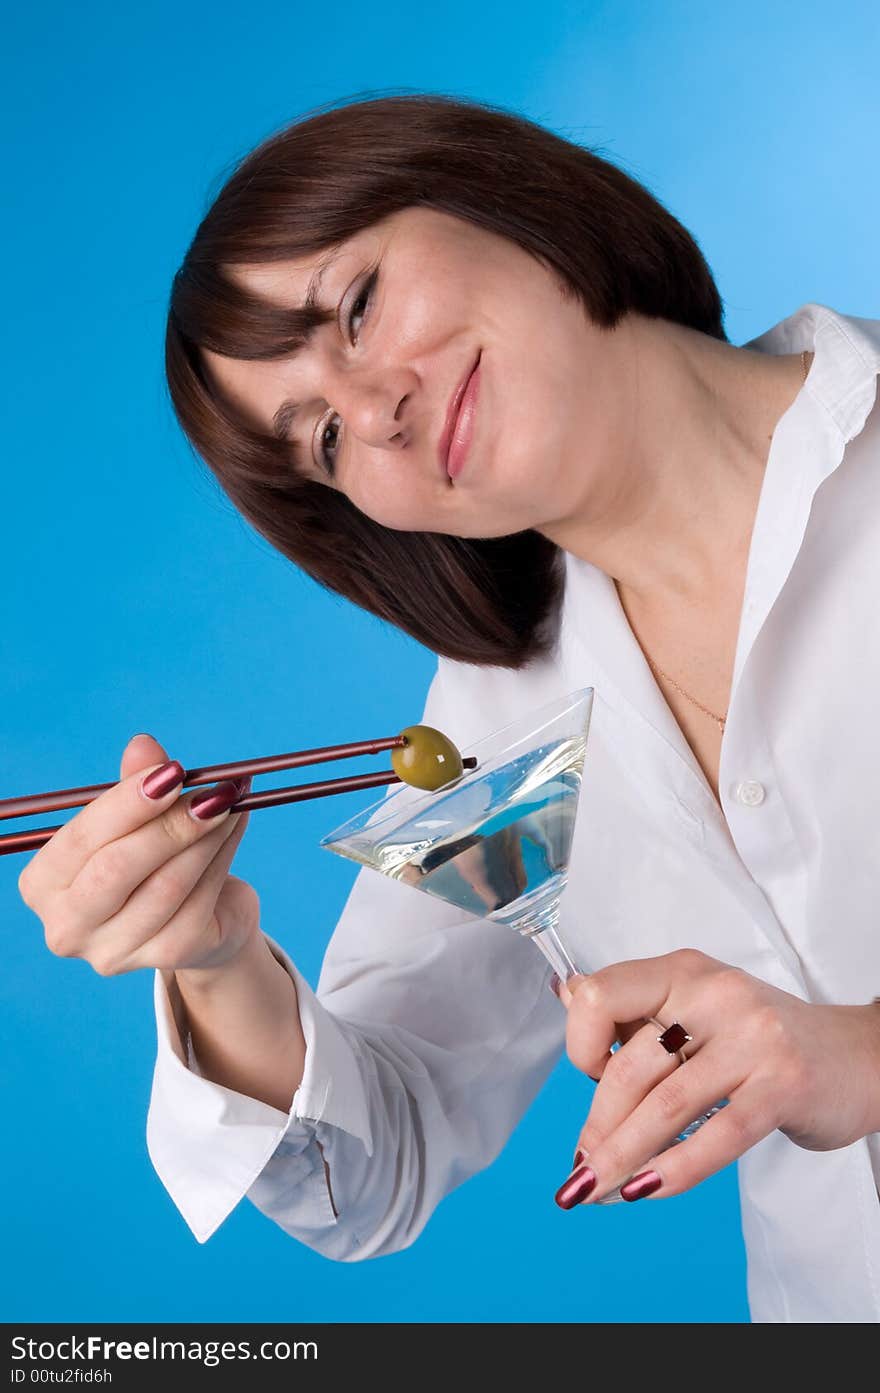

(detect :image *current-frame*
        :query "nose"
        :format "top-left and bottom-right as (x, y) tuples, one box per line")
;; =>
(338, 365), (417, 449)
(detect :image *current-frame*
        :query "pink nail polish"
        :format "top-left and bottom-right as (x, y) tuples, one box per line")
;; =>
(554, 1162), (596, 1210)
(142, 761), (185, 800)
(620, 1170), (662, 1202)
(189, 780), (241, 820)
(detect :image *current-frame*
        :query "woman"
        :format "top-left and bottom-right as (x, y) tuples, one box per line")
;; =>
(19, 95), (880, 1322)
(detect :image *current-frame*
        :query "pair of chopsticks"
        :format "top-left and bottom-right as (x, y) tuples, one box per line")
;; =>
(0, 735), (477, 857)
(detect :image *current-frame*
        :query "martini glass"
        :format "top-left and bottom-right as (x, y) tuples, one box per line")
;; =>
(320, 687), (725, 1203)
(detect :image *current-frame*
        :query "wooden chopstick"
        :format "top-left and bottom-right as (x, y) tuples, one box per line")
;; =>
(0, 735), (409, 823)
(1, 738), (477, 857)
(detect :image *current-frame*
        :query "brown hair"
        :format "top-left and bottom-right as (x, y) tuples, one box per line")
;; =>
(165, 93), (727, 669)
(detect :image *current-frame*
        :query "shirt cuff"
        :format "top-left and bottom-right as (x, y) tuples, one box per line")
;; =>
(146, 931), (373, 1243)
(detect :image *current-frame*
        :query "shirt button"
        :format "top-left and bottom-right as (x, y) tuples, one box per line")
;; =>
(735, 780), (766, 807)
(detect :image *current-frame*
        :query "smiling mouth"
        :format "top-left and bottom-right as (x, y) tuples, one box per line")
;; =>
(439, 351), (481, 478)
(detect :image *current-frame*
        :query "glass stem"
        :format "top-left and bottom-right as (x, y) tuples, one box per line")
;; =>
(517, 897), (584, 982)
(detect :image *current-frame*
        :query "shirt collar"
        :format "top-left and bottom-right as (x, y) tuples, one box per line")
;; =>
(744, 301), (880, 446)
(733, 304), (879, 685)
(556, 303), (880, 794)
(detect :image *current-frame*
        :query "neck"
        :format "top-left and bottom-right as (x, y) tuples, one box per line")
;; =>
(539, 313), (812, 611)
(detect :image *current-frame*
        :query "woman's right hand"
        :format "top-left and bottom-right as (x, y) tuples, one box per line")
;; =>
(17, 733), (261, 977)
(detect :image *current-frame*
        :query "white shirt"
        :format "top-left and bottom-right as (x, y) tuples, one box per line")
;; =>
(147, 302), (880, 1323)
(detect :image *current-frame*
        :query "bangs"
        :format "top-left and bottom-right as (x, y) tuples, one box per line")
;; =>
(167, 256), (338, 486)
(170, 257), (335, 360)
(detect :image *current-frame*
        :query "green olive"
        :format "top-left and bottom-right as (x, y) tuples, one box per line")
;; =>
(392, 725), (465, 791)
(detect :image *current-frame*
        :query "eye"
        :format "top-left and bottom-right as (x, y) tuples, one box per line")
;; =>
(312, 268), (378, 477)
(348, 268), (378, 344)
(315, 408), (340, 477)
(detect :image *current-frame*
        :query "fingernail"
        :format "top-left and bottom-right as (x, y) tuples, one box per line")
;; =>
(131, 731), (157, 742)
(141, 761), (185, 800)
(620, 1170), (662, 1202)
(573, 1148), (586, 1169)
(189, 779), (241, 821)
(554, 1161), (596, 1210)
(549, 972), (561, 998)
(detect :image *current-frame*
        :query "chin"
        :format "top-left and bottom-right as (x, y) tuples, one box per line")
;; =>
(448, 515), (532, 541)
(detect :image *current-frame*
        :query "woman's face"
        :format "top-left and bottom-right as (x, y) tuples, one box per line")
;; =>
(202, 207), (624, 538)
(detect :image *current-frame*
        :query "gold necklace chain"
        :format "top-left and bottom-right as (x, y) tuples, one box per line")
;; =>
(644, 348), (812, 735)
(644, 652), (729, 732)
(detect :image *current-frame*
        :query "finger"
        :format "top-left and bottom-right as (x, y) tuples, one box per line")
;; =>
(561, 950), (714, 1081)
(577, 1018), (685, 1153)
(578, 1045), (745, 1202)
(83, 804), (248, 973)
(57, 774), (248, 936)
(26, 737), (187, 897)
(19, 733), (169, 904)
(121, 806), (255, 973)
(611, 1089), (772, 1202)
(616, 1021), (644, 1046)
(119, 732), (170, 782)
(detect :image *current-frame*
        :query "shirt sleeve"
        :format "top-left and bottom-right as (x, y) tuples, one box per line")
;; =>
(145, 661), (567, 1255)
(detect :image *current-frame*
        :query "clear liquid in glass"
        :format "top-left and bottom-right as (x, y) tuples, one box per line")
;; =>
(339, 734), (586, 923)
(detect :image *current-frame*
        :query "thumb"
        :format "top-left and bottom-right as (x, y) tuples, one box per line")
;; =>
(554, 971), (589, 1009)
(120, 731), (171, 782)
(214, 874), (261, 944)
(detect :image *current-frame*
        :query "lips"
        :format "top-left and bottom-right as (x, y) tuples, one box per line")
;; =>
(439, 352), (481, 479)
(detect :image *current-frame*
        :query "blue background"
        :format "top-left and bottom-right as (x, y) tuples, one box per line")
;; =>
(2, 0), (876, 1325)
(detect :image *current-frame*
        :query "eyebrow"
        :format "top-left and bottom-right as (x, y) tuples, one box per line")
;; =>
(270, 247), (341, 441)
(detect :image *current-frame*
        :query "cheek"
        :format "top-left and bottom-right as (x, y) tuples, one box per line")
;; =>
(496, 362), (572, 480)
(346, 467), (433, 532)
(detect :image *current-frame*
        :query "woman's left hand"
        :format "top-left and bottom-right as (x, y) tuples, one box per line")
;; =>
(553, 948), (880, 1206)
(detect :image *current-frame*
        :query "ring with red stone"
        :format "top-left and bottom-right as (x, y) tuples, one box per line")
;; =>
(645, 1016), (692, 1065)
